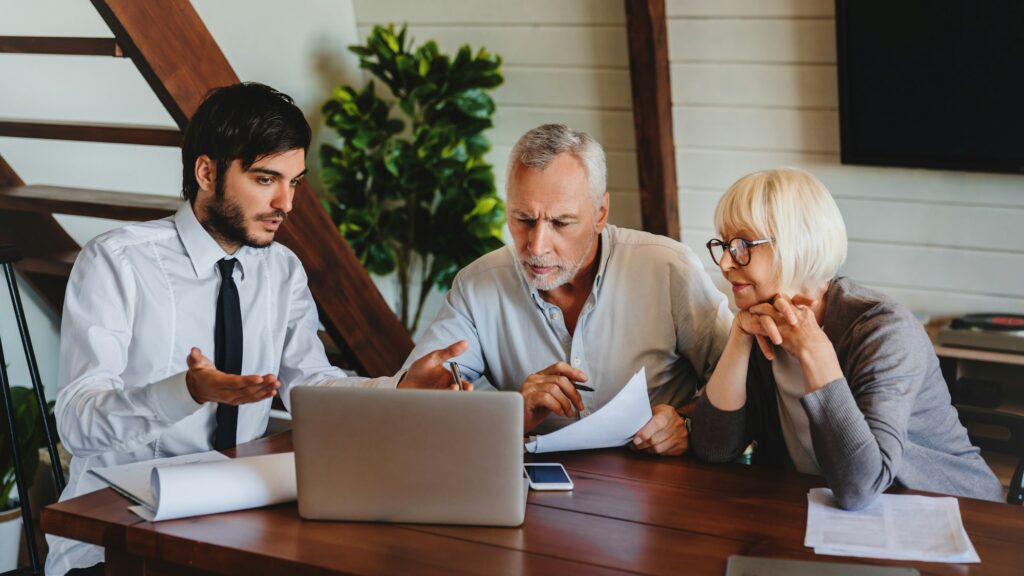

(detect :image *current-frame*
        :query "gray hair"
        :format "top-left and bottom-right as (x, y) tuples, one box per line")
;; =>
(506, 124), (607, 206)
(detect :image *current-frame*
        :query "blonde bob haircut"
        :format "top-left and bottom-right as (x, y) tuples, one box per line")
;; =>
(714, 167), (847, 294)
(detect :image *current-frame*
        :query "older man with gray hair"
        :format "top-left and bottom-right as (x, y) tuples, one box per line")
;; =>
(404, 124), (732, 455)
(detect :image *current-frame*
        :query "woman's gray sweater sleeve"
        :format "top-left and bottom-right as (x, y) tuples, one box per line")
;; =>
(691, 394), (748, 463)
(801, 309), (926, 510)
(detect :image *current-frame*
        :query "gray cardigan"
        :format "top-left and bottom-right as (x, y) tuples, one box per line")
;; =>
(691, 278), (1003, 509)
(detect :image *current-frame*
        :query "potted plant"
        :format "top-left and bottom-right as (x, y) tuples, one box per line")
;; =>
(320, 24), (506, 333)
(0, 386), (45, 572)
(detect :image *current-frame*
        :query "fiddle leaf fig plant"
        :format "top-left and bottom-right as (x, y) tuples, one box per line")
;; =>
(320, 24), (506, 333)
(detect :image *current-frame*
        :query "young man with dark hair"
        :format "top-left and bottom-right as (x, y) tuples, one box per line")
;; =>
(47, 82), (467, 575)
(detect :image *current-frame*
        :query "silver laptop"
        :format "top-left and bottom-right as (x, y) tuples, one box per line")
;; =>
(291, 387), (526, 526)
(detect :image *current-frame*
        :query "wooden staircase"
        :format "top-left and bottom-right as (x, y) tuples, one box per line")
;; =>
(0, 0), (413, 376)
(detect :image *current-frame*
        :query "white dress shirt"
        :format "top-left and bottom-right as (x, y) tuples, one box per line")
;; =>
(405, 225), (733, 434)
(47, 202), (399, 575)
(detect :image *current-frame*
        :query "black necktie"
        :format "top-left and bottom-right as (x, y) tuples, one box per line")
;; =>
(214, 258), (242, 450)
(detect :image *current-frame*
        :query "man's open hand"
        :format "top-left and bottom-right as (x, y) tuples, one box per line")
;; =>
(185, 347), (280, 404)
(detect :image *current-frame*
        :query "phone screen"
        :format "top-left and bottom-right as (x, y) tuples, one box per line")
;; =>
(524, 464), (570, 484)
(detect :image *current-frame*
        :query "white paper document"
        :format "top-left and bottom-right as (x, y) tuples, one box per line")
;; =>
(524, 367), (652, 453)
(805, 488), (979, 564)
(90, 450), (230, 510)
(92, 451), (297, 522)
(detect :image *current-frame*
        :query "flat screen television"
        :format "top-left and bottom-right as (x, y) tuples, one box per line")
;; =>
(836, 0), (1024, 174)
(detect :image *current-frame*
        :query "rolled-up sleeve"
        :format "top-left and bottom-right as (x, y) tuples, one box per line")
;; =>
(402, 270), (486, 383)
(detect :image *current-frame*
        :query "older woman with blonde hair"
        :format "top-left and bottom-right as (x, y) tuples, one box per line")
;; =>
(690, 167), (1002, 509)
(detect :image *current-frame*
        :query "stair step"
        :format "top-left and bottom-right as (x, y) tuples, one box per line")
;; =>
(0, 119), (181, 147)
(18, 250), (79, 277)
(0, 185), (179, 221)
(0, 36), (124, 57)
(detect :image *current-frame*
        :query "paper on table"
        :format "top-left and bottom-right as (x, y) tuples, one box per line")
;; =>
(524, 367), (652, 453)
(805, 488), (979, 564)
(90, 450), (230, 510)
(128, 452), (297, 522)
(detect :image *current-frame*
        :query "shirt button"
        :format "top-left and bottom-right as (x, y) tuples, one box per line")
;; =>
(549, 311), (559, 320)
(572, 357), (581, 366)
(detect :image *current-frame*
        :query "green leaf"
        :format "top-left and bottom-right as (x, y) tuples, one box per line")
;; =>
(398, 99), (415, 118)
(320, 27), (504, 332)
(452, 89), (494, 119)
(383, 30), (400, 54)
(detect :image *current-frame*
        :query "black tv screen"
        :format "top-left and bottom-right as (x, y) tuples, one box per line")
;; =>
(836, 0), (1024, 174)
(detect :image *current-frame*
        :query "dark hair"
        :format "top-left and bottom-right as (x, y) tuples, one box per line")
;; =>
(181, 82), (311, 203)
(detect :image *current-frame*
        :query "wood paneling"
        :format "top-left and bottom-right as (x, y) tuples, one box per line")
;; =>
(354, 2), (643, 232)
(357, 25), (631, 68)
(626, 0), (679, 239)
(681, 227), (1024, 299)
(668, 4), (1024, 316)
(355, 0), (627, 25)
(671, 63), (837, 108)
(491, 108), (636, 150)
(672, 106), (840, 152)
(683, 188), (1024, 253)
(668, 19), (835, 63)
(492, 145), (640, 191)
(676, 148), (1024, 207)
(498, 67), (632, 109)
(352, 3), (638, 233)
(666, 0), (835, 18)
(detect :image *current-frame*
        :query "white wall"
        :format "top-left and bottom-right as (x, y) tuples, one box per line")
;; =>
(0, 0), (365, 394)
(668, 0), (1024, 317)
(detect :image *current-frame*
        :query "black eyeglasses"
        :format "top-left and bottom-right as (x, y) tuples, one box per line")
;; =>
(705, 237), (773, 267)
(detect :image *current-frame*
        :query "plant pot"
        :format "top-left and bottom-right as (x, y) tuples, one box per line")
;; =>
(0, 505), (23, 572)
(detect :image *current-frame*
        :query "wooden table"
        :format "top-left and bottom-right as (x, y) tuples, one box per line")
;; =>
(41, 432), (1024, 575)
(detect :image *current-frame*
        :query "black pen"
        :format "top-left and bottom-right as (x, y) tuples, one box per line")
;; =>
(572, 383), (593, 420)
(448, 362), (464, 391)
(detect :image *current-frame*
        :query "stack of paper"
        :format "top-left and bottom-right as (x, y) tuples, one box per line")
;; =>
(91, 451), (297, 521)
(805, 488), (979, 563)
(525, 367), (652, 453)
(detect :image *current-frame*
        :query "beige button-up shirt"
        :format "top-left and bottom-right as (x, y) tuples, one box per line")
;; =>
(406, 225), (733, 434)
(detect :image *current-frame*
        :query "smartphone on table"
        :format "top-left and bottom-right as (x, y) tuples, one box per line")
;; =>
(523, 463), (574, 491)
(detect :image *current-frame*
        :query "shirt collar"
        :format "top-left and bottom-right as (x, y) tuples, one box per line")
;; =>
(174, 202), (250, 280)
(591, 225), (613, 296)
(513, 225), (614, 309)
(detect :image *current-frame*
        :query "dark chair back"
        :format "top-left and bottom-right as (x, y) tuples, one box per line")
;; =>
(0, 245), (65, 574)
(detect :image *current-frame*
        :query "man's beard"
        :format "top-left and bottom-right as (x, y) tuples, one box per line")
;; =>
(520, 228), (597, 291)
(205, 193), (285, 250)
